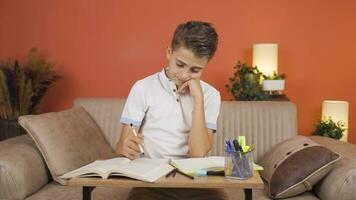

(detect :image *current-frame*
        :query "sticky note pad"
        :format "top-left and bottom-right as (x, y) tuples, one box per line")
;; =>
(238, 136), (246, 148)
(195, 169), (207, 176)
(253, 163), (264, 171)
(242, 145), (250, 153)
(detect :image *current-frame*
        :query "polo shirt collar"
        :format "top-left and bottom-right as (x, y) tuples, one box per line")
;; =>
(159, 68), (177, 96)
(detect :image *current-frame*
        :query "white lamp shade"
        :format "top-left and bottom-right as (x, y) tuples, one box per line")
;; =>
(322, 100), (349, 141)
(252, 43), (278, 76)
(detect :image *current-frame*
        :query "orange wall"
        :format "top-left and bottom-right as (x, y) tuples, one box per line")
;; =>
(1, 0), (355, 144)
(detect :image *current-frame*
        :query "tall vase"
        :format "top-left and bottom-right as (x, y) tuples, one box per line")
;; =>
(0, 119), (26, 141)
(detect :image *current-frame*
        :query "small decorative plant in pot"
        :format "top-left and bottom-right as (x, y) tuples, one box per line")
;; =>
(0, 48), (61, 140)
(225, 61), (267, 101)
(312, 117), (346, 140)
(262, 72), (286, 92)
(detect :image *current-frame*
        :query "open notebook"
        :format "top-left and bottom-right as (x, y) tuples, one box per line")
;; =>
(60, 157), (174, 182)
(171, 156), (264, 175)
(171, 156), (225, 175)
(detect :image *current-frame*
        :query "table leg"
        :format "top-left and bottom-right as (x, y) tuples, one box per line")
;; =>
(83, 186), (95, 200)
(244, 188), (252, 200)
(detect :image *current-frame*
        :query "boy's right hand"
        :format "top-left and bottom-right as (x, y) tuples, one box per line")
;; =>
(116, 132), (144, 160)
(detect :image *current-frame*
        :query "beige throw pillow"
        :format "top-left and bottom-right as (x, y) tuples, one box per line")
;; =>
(313, 158), (356, 200)
(259, 136), (341, 199)
(19, 106), (115, 185)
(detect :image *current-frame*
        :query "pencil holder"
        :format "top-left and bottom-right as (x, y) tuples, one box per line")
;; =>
(225, 150), (253, 180)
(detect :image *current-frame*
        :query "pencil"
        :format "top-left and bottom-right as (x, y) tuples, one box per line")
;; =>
(129, 123), (144, 155)
(177, 169), (194, 180)
(165, 168), (176, 178)
(168, 163), (194, 179)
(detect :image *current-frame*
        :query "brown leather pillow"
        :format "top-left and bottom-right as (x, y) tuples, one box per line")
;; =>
(19, 106), (115, 185)
(259, 136), (341, 199)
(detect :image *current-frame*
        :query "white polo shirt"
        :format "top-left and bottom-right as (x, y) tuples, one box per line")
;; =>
(120, 68), (221, 159)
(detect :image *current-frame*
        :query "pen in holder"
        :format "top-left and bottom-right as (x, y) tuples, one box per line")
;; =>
(225, 150), (253, 180)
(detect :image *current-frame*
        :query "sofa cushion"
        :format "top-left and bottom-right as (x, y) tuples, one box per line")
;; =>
(26, 182), (131, 200)
(259, 135), (340, 199)
(74, 98), (126, 150)
(228, 185), (320, 200)
(310, 136), (356, 200)
(0, 138), (49, 200)
(19, 106), (115, 185)
(313, 158), (356, 200)
(310, 136), (356, 160)
(73, 98), (299, 159)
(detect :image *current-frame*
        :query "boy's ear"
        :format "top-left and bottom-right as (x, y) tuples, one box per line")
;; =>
(166, 47), (172, 60)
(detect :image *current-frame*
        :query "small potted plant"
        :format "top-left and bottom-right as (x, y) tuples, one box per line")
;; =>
(0, 48), (61, 140)
(312, 117), (346, 140)
(262, 72), (286, 92)
(225, 61), (267, 101)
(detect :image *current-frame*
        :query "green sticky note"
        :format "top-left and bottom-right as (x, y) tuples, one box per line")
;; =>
(238, 136), (246, 148)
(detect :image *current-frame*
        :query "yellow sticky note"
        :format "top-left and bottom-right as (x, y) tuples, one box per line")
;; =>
(253, 163), (264, 171)
(242, 145), (250, 153)
(238, 136), (246, 149)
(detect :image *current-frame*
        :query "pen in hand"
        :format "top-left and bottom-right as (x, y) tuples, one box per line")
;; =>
(130, 123), (144, 155)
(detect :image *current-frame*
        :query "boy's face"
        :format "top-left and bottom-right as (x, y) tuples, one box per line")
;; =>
(166, 46), (209, 86)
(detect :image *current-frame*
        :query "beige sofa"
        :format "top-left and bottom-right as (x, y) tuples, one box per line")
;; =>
(0, 98), (355, 200)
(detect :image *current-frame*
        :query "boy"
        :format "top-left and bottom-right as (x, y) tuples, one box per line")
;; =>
(116, 21), (227, 200)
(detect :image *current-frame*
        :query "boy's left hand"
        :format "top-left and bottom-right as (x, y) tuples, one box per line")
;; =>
(177, 79), (203, 99)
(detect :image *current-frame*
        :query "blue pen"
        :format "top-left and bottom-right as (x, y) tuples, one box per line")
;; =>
(233, 139), (240, 152)
(227, 140), (233, 152)
(225, 141), (231, 152)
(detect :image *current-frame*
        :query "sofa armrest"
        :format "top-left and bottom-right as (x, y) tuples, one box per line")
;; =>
(0, 136), (49, 200)
(310, 136), (356, 200)
(309, 136), (356, 159)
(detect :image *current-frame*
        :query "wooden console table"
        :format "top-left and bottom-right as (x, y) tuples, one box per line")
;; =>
(68, 170), (264, 200)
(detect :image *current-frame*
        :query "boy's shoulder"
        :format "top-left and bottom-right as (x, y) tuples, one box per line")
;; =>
(132, 71), (160, 89)
(200, 80), (220, 98)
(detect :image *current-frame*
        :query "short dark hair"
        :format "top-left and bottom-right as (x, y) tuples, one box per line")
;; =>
(171, 21), (218, 61)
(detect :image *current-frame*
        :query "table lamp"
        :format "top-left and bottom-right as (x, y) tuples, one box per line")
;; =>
(253, 43), (285, 94)
(252, 43), (278, 76)
(322, 100), (349, 142)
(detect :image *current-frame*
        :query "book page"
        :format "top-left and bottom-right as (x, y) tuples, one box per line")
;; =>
(107, 158), (174, 182)
(60, 157), (131, 179)
(171, 156), (225, 174)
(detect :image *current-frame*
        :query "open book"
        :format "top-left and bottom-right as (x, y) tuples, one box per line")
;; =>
(60, 157), (174, 182)
(171, 156), (264, 175)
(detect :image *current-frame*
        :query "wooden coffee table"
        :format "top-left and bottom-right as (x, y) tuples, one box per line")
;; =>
(68, 170), (264, 200)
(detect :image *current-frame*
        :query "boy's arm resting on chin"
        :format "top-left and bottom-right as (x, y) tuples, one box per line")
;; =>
(115, 124), (144, 160)
(188, 96), (213, 157)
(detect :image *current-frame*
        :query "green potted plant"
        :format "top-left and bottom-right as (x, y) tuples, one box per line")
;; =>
(312, 117), (346, 140)
(262, 72), (286, 91)
(0, 48), (61, 140)
(225, 61), (267, 101)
